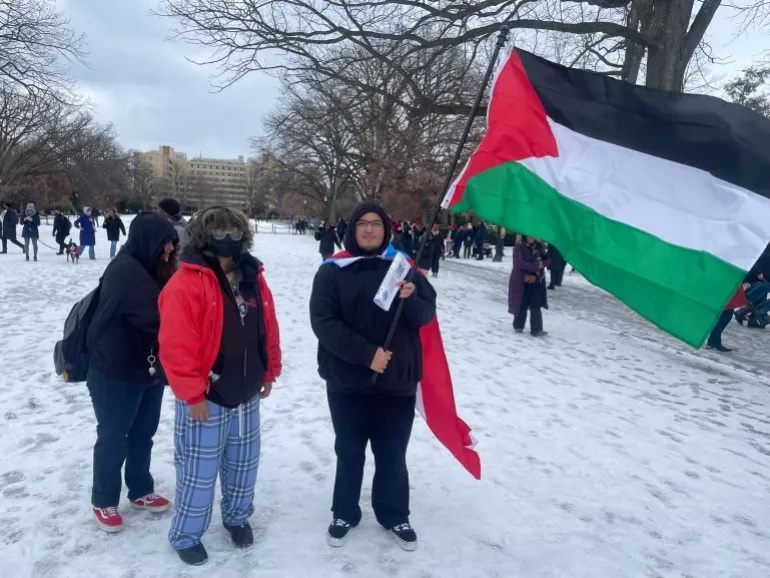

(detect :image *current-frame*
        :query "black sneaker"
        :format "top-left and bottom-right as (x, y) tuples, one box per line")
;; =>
(390, 523), (418, 551)
(223, 522), (254, 548)
(532, 331), (549, 338)
(327, 518), (354, 547)
(514, 328), (523, 334)
(176, 543), (208, 566)
(707, 343), (733, 352)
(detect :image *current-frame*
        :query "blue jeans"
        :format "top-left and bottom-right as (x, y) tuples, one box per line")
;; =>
(82, 244), (95, 259)
(86, 370), (164, 508)
(169, 397), (261, 549)
(708, 309), (733, 347)
(110, 240), (118, 258)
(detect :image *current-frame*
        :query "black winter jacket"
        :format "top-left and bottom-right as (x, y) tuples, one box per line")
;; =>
(309, 257), (437, 395)
(3, 209), (18, 240)
(87, 213), (178, 385)
(53, 215), (71, 240)
(315, 227), (340, 256)
(103, 216), (127, 242)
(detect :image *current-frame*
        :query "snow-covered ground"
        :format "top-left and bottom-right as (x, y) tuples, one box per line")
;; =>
(1, 219), (769, 578)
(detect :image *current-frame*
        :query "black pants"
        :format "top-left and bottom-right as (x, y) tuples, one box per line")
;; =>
(513, 287), (543, 335)
(549, 264), (565, 288)
(453, 246), (461, 258)
(56, 236), (68, 254)
(321, 252), (332, 261)
(708, 309), (733, 347)
(87, 369), (164, 508)
(463, 244), (472, 258)
(1, 235), (24, 252)
(327, 390), (416, 529)
(431, 252), (441, 275)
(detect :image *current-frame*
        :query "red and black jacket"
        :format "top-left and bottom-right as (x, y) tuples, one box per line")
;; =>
(159, 251), (282, 406)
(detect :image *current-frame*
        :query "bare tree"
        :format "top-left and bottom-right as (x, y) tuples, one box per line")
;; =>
(0, 83), (94, 186)
(128, 153), (160, 209)
(239, 161), (270, 218)
(56, 120), (132, 208)
(0, 0), (86, 95)
(161, 157), (193, 211)
(255, 82), (360, 221)
(730, 0), (770, 30)
(157, 0), (725, 105)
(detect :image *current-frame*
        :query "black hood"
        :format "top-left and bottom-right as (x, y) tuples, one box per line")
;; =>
(125, 212), (178, 272)
(344, 201), (392, 257)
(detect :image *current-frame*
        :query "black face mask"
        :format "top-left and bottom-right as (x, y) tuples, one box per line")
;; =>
(208, 234), (244, 260)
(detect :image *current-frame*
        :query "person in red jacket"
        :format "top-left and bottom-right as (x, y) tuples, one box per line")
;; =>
(158, 206), (282, 566)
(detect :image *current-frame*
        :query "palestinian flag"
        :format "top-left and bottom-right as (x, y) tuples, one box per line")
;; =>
(325, 246), (481, 479)
(444, 48), (770, 347)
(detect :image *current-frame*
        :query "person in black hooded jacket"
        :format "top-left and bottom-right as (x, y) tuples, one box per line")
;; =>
(309, 201), (437, 552)
(315, 220), (341, 260)
(85, 212), (178, 534)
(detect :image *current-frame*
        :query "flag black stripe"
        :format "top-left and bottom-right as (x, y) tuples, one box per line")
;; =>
(517, 49), (770, 198)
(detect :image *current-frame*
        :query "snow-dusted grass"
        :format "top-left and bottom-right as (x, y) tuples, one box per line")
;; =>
(0, 219), (768, 577)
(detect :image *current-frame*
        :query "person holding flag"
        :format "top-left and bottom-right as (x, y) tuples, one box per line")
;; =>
(309, 201), (437, 552)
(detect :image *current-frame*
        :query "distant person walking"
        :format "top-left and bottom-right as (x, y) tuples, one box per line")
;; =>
(315, 220), (341, 261)
(157, 198), (190, 250)
(547, 244), (566, 290)
(475, 221), (488, 261)
(462, 224), (474, 259)
(2, 202), (24, 254)
(509, 236), (549, 337)
(75, 207), (97, 260)
(103, 209), (127, 258)
(20, 203), (41, 262)
(53, 208), (72, 255)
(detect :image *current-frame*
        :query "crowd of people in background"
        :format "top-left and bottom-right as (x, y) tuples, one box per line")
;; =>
(0, 198), (190, 263)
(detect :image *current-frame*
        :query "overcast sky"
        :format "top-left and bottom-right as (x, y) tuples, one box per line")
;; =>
(59, 1), (765, 161)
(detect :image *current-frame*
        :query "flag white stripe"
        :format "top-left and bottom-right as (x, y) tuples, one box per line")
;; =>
(518, 118), (770, 272)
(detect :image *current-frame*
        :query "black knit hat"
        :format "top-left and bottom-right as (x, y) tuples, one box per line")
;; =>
(345, 201), (392, 256)
(158, 198), (181, 217)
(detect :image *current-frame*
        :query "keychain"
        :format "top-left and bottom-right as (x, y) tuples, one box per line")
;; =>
(148, 352), (157, 377)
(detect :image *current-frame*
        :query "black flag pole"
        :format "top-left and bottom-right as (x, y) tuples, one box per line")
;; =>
(372, 25), (510, 383)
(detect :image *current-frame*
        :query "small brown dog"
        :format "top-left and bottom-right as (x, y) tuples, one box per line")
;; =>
(66, 241), (80, 264)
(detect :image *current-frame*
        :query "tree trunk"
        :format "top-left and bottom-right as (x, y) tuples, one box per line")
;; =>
(622, 0), (653, 84)
(644, 0), (694, 91)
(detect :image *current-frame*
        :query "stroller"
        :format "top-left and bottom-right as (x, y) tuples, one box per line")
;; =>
(734, 280), (770, 328)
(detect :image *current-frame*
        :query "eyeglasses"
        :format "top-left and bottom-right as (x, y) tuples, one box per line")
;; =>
(211, 230), (244, 241)
(356, 220), (384, 230)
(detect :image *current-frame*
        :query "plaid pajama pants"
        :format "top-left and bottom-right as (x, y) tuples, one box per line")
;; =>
(168, 397), (261, 550)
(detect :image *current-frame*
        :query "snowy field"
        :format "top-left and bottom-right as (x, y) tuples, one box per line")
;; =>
(1, 218), (769, 578)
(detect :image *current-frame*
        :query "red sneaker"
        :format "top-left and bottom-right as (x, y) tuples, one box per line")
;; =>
(93, 507), (124, 533)
(131, 493), (171, 513)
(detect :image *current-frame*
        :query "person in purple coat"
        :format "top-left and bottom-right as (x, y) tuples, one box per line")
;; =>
(508, 236), (549, 337)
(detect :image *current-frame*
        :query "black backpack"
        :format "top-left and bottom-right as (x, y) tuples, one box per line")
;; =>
(54, 281), (102, 383)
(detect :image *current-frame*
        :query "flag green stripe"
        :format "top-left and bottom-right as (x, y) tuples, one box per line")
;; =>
(452, 162), (745, 347)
